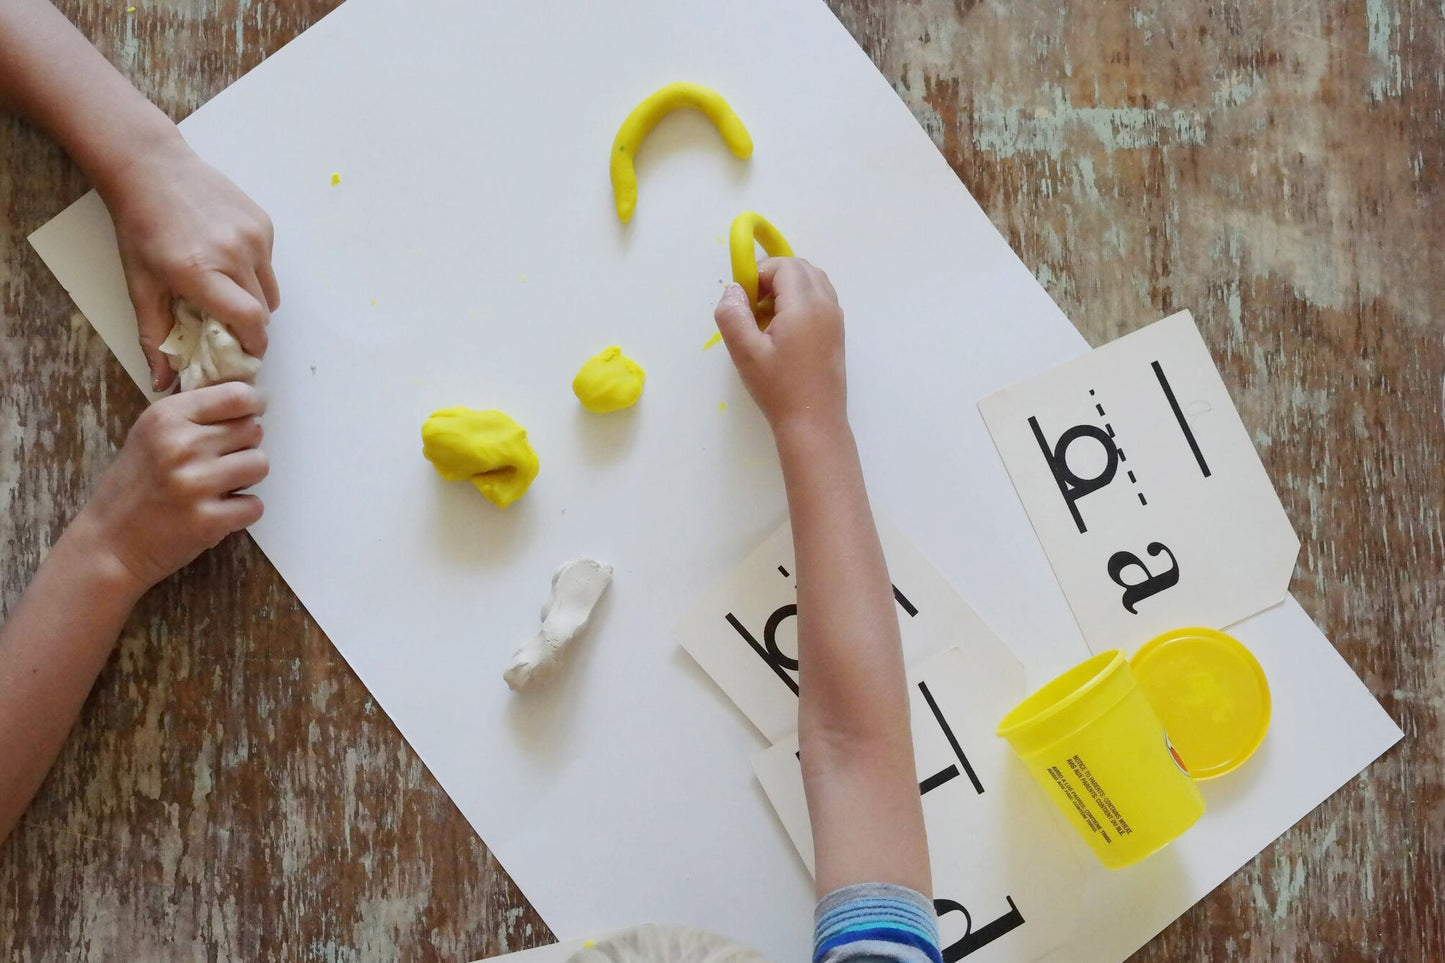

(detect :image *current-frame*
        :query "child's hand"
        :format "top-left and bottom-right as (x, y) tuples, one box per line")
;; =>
(71, 383), (269, 595)
(713, 258), (847, 435)
(104, 139), (279, 391)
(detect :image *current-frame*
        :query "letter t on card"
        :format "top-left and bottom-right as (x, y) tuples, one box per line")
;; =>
(752, 647), (1087, 963)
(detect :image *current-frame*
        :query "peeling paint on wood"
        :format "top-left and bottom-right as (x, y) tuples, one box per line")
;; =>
(2, 0), (1441, 960)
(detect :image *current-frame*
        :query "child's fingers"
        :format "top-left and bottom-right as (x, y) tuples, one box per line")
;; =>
(257, 260), (282, 312)
(229, 268), (273, 327)
(176, 381), (266, 425)
(714, 284), (769, 354)
(199, 415), (264, 456)
(207, 493), (265, 534)
(810, 264), (839, 302)
(225, 268), (275, 355)
(128, 276), (177, 392)
(756, 257), (817, 308)
(203, 447), (270, 494)
(755, 257), (788, 301)
(766, 256), (832, 295)
(182, 271), (270, 358)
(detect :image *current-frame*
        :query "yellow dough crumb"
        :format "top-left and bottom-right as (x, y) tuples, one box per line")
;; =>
(572, 346), (646, 413)
(717, 401), (727, 412)
(330, 172), (341, 186)
(421, 407), (540, 508)
(703, 331), (723, 350)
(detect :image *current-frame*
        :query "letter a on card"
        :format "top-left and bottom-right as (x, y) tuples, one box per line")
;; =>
(978, 312), (1300, 652)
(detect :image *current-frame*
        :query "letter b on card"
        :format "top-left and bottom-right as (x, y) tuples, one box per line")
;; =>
(675, 515), (1005, 742)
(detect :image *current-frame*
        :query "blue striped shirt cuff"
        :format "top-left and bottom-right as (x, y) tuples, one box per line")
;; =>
(813, 883), (942, 963)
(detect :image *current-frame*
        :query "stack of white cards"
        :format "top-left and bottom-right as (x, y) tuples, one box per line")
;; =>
(676, 517), (1092, 961)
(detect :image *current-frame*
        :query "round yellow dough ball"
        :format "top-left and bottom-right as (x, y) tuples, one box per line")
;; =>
(572, 345), (646, 413)
(421, 407), (539, 508)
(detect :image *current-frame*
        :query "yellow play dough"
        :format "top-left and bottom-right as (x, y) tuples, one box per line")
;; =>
(610, 82), (753, 223)
(729, 211), (794, 314)
(572, 346), (646, 413)
(421, 407), (539, 508)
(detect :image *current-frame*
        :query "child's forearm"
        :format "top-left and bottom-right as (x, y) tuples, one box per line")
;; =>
(776, 415), (932, 896)
(777, 415), (908, 738)
(0, 0), (184, 203)
(0, 512), (145, 844)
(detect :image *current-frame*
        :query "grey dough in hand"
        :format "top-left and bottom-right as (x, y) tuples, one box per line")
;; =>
(159, 300), (262, 391)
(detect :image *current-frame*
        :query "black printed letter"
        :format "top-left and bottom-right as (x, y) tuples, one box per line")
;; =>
(915, 681), (984, 796)
(1106, 542), (1180, 614)
(1029, 416), (1119, 534)
(934, 897), (1025, 959)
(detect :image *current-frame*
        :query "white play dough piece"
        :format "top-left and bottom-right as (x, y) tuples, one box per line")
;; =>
(567, 924), (770, 963)
(504, 558), (614, 690)
(159, 300), (262, 391)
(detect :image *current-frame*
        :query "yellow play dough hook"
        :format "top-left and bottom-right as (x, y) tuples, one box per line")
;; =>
(610, 82), (753, 223)
(729, 211), (794, 311)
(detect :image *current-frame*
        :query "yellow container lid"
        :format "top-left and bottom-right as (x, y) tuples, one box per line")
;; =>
(1130, 627), (1271, 780)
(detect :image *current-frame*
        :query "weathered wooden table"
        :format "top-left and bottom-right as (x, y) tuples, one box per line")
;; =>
(2, 1), (1441, 959)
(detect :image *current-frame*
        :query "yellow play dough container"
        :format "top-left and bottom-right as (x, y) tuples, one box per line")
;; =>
(1129, 627), (1271, 781)
(996, 650), (1205, 869)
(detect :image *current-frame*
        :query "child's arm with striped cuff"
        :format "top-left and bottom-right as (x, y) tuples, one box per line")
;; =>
(814, 883), (943, 963)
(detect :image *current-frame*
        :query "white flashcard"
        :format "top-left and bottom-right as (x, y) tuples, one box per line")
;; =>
(753, 646), (1088, 963)
(676, 515), (1016, 743)
(978, 312), (1300, 653)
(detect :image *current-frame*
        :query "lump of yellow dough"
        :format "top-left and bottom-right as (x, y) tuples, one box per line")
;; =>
(572, 346), (646, 413)
(421, 407), (539, 508)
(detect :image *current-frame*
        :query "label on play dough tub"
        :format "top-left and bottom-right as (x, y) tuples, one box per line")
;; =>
(1041, 734), (1204, 867)
(1044, 753), (1135, 846)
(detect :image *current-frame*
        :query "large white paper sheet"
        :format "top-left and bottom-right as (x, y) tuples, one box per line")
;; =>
(29, 0), (1401, 959)
(473, 937), (595, 963)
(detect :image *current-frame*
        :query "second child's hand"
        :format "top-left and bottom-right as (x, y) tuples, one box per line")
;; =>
(106, 137), (279, 390)
(0, 0), (279, 391)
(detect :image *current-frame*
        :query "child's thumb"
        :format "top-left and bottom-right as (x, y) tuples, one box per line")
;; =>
(713, 284), (764, 353)
(129, 281), (177, 393)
